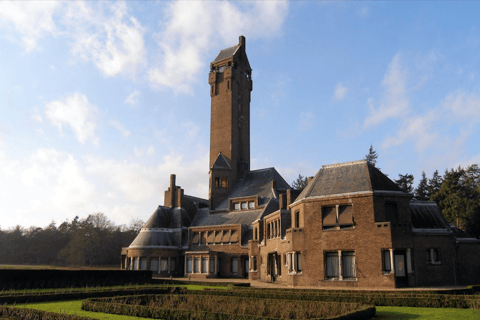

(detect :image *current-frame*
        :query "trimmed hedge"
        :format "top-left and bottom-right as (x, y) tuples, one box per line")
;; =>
(82, 294), (375, 320)
(193, 288), (480, 309)
(0, 287), (186, 305)
(0, 306), (95, 320)
(0, 269), (151, 290)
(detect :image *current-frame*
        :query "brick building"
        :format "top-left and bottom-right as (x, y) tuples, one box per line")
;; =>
(121, 36), (480, 287)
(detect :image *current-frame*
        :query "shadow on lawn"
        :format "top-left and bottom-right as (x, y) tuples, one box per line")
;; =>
(375, 311), (421, 319)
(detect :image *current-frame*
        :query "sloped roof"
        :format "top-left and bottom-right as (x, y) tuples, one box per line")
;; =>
(211, 153), (231, 170)
(295, 160), (402, 202)
(143, 206), (173, 229)
(215, 167), (290, 210)
(192, 198), (279, 227)
(129, 229), (180, 248)
(213, 44), (240, 63)
(410, 201), (450, 229)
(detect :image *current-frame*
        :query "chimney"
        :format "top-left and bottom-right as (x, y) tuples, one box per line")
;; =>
(239, 35), (246, 53)
(176, 187), (183, 208)
(307, 176), (314, 184)
(169, 174), (176, 208)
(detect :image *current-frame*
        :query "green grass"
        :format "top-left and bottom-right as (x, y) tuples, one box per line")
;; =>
(0, 283), (229, 296)
(21, 300), (480, 320)
(376, 306), (480, 319)
(21, 300), (151, 320)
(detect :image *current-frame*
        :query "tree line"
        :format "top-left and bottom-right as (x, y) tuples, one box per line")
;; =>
(0, 213), (143, 267)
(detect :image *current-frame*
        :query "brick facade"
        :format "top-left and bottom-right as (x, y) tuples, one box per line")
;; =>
(122, 36), (480, 288)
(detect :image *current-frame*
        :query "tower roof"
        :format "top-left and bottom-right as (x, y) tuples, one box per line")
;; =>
(213, 44), (241, 63)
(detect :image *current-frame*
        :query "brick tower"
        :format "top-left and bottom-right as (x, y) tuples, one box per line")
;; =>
(208, 36), (253, 209)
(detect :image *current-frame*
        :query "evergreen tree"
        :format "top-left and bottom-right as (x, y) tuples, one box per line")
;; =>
(433, 166), (480, 229)
(395, 173), (414, 193)
(428, 170), (443, 202)
(414, 171), (429, 201)
(291, 174), (308, 191)
(365, 144), (379, 167)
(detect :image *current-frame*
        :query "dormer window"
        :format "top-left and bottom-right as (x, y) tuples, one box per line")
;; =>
(241, 202), (248, 210)
(234, 203), (240, 210)
(248, 201), (255, 209)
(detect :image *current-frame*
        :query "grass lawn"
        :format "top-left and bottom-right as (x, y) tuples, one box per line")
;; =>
(21, 300), (150, 320)
(20, 300), (480, 320)
(376, 306), (480, 319)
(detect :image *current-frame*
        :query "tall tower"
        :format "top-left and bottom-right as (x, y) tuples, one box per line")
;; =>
(208, 36), (253, 209)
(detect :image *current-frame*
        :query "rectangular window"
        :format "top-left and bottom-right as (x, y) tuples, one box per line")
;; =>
(295, 211), (300, 228)
(253, 256), (257, 271)
(150, 258), (159, 272)
(210, 258), (215, 273)
(234, 203), (240, 210)
(325, 252), (339, 279)
(426, 248), (441, 264)
(342, 252), (355, 279)
(170, 258), (176, 272)
(288, 253), (294, 272)
(215, 177), (220, 188)
(322, 206), (337, 228)
(241, 202), (248, 210)
(297, 252), (302, 272)
(187, 258), (193, 273)
(248, 201), (255, 209)
(231, 257), (239, 274)
(338, 205), (353, 227)
(192, 232), (199, 245)
(194, 258), (200, 273)
(202, 257), (208, 274)
(160, 258), (168, 272)
(140, 258), (147, 270)
(382, 250), (391, 273)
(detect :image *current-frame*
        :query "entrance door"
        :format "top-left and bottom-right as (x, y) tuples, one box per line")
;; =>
(244, 256), (249, 278)
(267, 253), (277, 282)
(394, 250), (408, 287)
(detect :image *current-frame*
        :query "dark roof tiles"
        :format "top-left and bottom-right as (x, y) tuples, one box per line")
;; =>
(410, 201), (450, 229)
(296, 160), (402, 201)
(213, 44), (240, 63)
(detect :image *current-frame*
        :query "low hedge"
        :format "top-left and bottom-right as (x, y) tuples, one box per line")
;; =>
(0, 269), (151, 290)
(0, 306), (95, 320)
(82, 294), (375, 320)
(191, 288), (480, 309)
(0, 287), (186, 305)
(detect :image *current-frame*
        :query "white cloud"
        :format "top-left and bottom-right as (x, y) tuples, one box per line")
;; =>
(298, 111), (315, 132)
(32, 113), (42, 123)
(65, 1), (146, 77)
(45, 93), (99, 146)
(0, 144), (209, 229)
(334, 83), (348, 101)
(148, 1), (288, 93)
(110, 119), (130, 137)
(147, 146), (155, 155)
(0, 1), (60, 52)
(381, 111), (438, 152)
(441, 90), (480, 121)
(364, 54), (410, 128)
(124, 90), (140, 107)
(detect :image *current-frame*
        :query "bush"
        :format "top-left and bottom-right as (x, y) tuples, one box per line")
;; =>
(82, 293), (375, 320)
(0, 269), (151, 290)
(0, 306), (95, 320)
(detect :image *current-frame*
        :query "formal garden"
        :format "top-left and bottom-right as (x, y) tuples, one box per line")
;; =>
(1, 269), (480, 319)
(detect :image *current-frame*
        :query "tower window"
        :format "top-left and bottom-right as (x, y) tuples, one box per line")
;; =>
(227, 81), (230, 90)
(215, 177), (220, 189)
(222, 177), (228, 188)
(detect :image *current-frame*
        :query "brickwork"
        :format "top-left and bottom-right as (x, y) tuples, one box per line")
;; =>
(411, 233), (456, 286)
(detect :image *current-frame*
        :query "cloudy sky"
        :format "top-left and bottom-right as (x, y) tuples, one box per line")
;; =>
(1, 1), (479, 229)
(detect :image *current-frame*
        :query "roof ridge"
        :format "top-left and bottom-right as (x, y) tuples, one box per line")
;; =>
(322, 160), (367, 169)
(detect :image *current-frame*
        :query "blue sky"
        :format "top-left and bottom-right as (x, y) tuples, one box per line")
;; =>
(1, 1), (479, 229)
